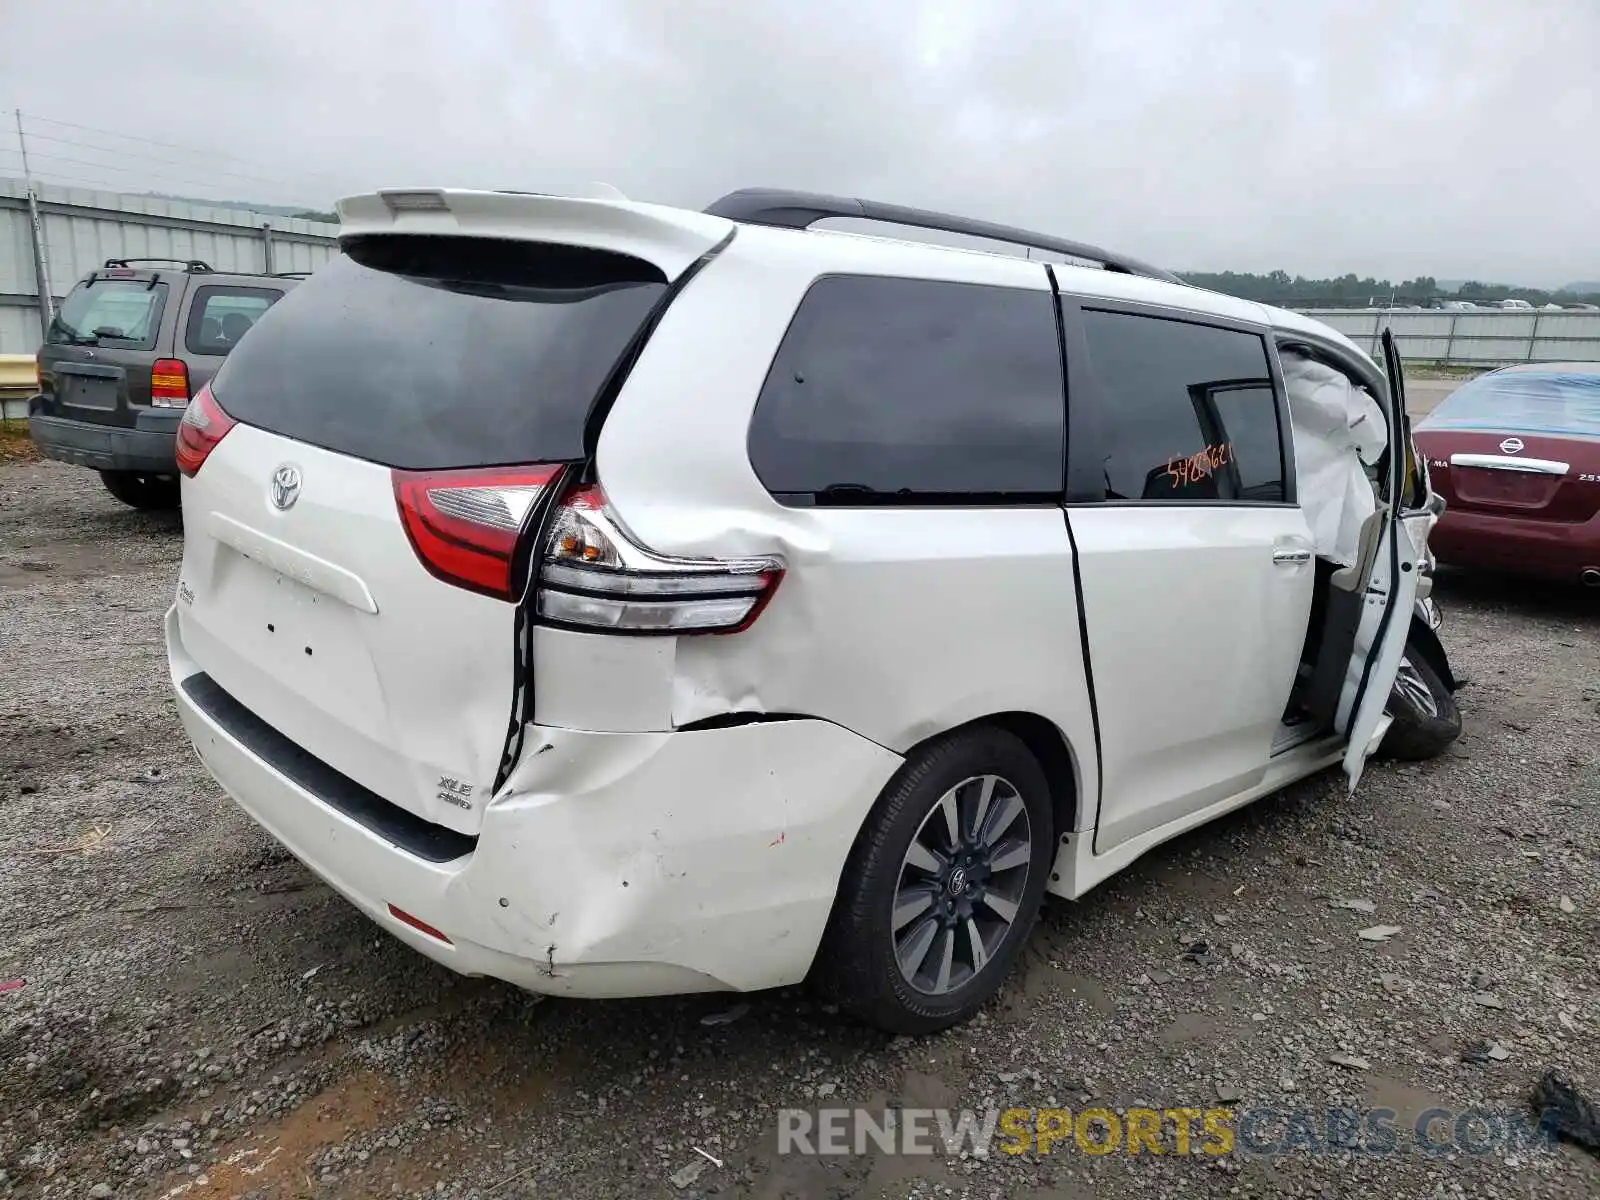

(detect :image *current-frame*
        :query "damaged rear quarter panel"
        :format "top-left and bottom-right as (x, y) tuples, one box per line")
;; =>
(581, 228), (1099, 826)
(461, 719), (903, 990)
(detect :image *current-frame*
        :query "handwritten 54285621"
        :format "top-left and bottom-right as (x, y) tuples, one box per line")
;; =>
(1165, 442), (1232, 489)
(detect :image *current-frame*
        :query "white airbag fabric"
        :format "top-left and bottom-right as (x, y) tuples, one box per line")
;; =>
(1282, 352), (1388, 567)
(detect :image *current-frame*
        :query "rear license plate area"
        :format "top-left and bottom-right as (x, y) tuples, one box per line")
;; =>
(61, 375), (120, 411)
(1453, 468), (1559, 510)
(209, 550), (387, 726)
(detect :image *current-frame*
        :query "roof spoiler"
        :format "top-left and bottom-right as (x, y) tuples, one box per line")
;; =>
(335, 189), (733, 281)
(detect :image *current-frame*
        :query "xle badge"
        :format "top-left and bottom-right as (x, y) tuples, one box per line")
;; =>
(436, 776), (475, 810)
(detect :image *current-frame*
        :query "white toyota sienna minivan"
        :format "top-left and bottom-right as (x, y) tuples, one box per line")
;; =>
(168, 187), (1454, 1033)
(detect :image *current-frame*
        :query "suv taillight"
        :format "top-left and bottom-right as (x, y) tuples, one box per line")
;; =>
(175, 383), (236, 477)
(394, 465), (564, 600)
(393, 470), (785, 629)
(535, 483), (783, 634)
(151, 358), (190, 408)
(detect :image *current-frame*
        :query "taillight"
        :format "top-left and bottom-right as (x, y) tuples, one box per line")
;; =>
(175, 383), (236, 477)
(393, 465), (564, 601)
(150, 358), (190, 408)
(535, 483), (783, 634)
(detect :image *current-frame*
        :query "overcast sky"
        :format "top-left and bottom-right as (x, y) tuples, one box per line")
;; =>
(2, 0), (1594, 285)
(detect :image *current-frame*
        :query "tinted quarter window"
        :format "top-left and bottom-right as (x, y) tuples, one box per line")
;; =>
(1079, 310), (1284, 502)
(185, 285), (284, 356)
(748, 275), (1064, 502)
(47, 279), (169, 351)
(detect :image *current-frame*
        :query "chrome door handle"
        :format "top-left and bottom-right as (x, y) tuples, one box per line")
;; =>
(1273, 548), (1312, 565)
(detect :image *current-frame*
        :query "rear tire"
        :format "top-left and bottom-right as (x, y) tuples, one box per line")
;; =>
(813, 727), (1053, 1034)
(1381, 646), (1461, 761)
(99, 470), (179, 510)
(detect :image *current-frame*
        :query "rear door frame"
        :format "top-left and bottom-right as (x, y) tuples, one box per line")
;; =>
(1054, 285), (1316, 850)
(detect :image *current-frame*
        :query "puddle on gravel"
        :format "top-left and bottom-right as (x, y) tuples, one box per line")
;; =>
(0, 560), (53, 589)
(1361, 1075), (1460, 1129)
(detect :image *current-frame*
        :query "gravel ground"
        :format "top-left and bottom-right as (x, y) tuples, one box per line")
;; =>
(2, 459), (1597, 1200)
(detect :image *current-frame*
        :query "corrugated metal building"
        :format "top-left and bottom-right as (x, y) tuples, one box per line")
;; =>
(1, 175), (339, 353)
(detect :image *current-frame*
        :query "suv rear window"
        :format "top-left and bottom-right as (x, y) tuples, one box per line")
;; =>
(185, 285), (284, 356)
(747, 275), (1064, 503)
(210, 236), (668, 470)
(47, 278), (169, 351)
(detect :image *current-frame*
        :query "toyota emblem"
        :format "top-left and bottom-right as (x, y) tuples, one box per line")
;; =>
(270, 464), (302, 510)
(1499, 437), (1525, 455)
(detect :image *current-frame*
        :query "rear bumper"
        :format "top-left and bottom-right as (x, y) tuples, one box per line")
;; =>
(1430, 507), (1600, 582)
(28, 399), (181, 473)
(166, 607), (903, 997)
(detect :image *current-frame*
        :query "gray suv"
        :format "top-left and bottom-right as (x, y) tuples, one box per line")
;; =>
(28, 258), (304, 509)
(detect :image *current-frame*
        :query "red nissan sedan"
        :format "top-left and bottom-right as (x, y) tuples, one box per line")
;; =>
(1413, 362), (1600, 586)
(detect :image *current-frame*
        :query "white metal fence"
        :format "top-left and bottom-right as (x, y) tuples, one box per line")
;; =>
(1293, 307), (1600, 365)
(5, 177), (1595, 372)
(1, 175), (339, 353)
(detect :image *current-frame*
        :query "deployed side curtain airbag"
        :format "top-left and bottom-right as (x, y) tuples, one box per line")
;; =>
(1282, 351), (1388, 567)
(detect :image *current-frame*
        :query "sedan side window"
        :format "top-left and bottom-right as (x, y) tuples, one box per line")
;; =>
(1079, 310), (1286, 503)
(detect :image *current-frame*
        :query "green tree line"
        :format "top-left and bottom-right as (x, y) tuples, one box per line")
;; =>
(1178, 270), (1600, 309)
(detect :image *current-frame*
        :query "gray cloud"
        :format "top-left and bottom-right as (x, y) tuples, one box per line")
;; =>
(2, 0), (1594, 284)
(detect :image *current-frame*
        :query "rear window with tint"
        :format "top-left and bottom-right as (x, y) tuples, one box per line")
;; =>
(210, 236), (668, 469)
(48, 279), (169, 351)
(1424, 371), (1600, 439)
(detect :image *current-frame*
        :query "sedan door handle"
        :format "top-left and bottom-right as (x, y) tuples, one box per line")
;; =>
(1273, 547), (1312, 565)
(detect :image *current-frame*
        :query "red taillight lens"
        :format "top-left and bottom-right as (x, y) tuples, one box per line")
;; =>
(150, 358), (190, 408)
(175, 383), (236, 478)
(535, 482), (784, 634)
(393, 465), (564, 601)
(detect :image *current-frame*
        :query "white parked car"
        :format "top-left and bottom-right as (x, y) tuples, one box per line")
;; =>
(168, 187), (1449, 1032)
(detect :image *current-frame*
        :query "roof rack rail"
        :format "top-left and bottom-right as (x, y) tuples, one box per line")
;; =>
(703, 188), (1182, 285)
(104, 257), (214, 273)
(269, 271), (312, 279)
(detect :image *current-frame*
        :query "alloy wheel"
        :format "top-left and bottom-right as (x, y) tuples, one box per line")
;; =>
(892, 774), (1033, 995)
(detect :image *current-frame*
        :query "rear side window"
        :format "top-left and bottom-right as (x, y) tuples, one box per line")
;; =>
(1078, 310), (1285, 502)
(210, 236), (667, 470)
(47, 279), (168, 351)
(185, 285), (284, 356)
(748, 275), (1064, 503)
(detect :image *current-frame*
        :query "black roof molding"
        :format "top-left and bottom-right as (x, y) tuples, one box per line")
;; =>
(704, 188), (1183, 285)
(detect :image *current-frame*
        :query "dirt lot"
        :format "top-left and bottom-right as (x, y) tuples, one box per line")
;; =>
(2, 460), (1597, 1200)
